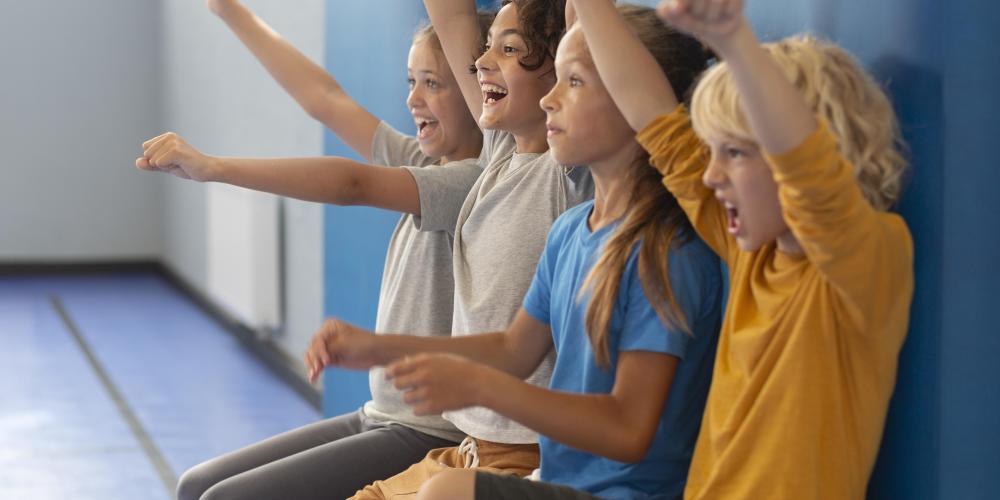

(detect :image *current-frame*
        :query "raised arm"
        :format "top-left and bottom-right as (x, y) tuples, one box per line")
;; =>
(136, 132), (419, 214)
(571, 0), (679, 132)
(659, 0), (816, 153)
(305, 310), (554, 383)
(422, 0), (485, 123)
(208, 0), (380, 161)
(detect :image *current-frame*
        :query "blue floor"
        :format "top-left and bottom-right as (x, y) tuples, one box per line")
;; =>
(0, 272), (320, 499)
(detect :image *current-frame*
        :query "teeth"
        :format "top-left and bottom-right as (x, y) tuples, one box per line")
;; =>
(481, 84), (508, 95)
(486, 98), (497, 104)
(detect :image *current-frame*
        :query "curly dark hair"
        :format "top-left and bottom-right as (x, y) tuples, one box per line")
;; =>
(500, 0), (566, 71)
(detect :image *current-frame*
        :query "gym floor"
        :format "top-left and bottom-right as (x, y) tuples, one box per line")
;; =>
(0, 271), (320, 499)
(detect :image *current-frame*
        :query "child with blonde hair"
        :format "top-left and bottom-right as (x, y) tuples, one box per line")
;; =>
(579, 0), (914, 497)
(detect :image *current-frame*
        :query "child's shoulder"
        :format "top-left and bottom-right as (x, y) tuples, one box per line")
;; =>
(549, 201), (595, 239)
(666, 231), (722, 288)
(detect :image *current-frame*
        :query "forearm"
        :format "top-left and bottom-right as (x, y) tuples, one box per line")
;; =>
(217, 3), (379, 159)
(373, 331), (535, 377)
(219, 5), (339, 115)
(213, 156), (420, 214)
(478, 371), (655, 463)
(711, 20), (816, 154)
(423, 0), (484, 122)
(572, 0), (679, 131)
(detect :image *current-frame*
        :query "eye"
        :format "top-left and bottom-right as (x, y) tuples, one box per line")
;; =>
(425, 79), (440, 90)
(569, 76), (583, 88)
(503, 45), (517, 55)
(407, 78), (415, 90)
(724, 146), (746, 159)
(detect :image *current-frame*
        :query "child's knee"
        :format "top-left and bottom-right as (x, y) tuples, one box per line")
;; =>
(416, 468), (476, 500)
(176, 463), (218, 500)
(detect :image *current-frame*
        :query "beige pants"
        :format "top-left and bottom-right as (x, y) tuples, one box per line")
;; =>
(350, 437), (540, 500)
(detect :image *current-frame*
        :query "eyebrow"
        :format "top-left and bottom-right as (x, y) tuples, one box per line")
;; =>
(559, 56), (594, 68)
(488, 28), (522, 40)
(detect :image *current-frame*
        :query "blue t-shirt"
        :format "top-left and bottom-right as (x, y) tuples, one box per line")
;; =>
(523, 201), (723, 500)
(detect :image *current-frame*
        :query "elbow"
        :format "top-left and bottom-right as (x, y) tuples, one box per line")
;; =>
(303, 98), (333, 124)
(301, 87), (343, 124)
(328, 173), (365, 207)
(608, 425), (656, 463)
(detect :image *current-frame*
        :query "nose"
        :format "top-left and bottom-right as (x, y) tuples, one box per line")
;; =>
(475, 47), (496, 75)
(406, 85), (425, 111)
(540, 86), (558, 113)
(702, 155), (727, 189)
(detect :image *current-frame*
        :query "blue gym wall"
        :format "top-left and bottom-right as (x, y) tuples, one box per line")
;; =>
(322, 1), (1000, 497)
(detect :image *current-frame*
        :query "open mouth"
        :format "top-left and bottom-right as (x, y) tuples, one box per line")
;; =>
(481, 83), (509, 105)
(416, 118), (439, 140)
(725, 202), (741, 235)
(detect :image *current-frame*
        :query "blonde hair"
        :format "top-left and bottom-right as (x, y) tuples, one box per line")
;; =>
(580, 4), (710, 367)
(413, 11), (495, 54)
(690, 36), (908, 210)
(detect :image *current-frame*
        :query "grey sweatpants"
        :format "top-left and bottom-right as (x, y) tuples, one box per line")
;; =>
(176, 409), (459, 500)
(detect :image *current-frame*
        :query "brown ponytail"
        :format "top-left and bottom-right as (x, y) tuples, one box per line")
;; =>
(578, 4), (710, 368)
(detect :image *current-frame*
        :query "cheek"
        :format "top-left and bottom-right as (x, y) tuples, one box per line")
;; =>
(508, 70), (554, 105)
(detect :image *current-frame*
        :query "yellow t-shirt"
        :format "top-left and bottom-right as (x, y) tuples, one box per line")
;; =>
(637, 107), (913, 500)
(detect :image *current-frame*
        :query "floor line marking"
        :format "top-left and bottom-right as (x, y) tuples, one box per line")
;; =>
(50, 295), (178, 495)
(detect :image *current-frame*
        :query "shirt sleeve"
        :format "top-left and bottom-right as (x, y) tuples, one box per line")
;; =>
(403, 159), (483, 234)
(636, 106), (733, 262)
(371, 121), (438, 168)
(618, 234), (723, 360)
(765, 120), (914, 327)
(523, 214), (570, 326)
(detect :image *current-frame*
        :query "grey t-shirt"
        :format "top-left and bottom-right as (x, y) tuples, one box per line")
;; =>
(415, 128), (594, 443)
(362, 122), (482, 442)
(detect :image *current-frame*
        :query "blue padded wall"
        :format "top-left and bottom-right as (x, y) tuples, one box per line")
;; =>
(323, 2), (1000, 497)
(321, 0), (428, 418)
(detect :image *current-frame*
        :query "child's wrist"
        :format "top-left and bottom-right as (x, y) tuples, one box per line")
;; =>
(470, 365), (500, 409)
(206, 157), (227, 183)
(704, 16), (755, 60)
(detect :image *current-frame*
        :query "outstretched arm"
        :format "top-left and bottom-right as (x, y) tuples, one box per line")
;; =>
(208, 0), (380, 161)
(389, 350), (677, 463)
(304, 310), (553, 384)
(137, 132), (419, 214)
(423, 0), (484, 123)
(571, 0), (679, 132)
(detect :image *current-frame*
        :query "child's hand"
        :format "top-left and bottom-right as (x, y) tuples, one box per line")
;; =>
(657, 0), (746, 48)
(135, 132), (219, 182)
(566, 0), (616, 28)
(304, 318), (378, 383)
(385, 353), (488, 416)
(206, 0), (240, 17)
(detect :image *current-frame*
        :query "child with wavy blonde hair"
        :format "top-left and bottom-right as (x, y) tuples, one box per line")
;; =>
(578, 0), (914, 497)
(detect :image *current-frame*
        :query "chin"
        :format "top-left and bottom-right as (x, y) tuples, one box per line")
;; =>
(735, 236), (763, 252)
(419, 143), (445, 159)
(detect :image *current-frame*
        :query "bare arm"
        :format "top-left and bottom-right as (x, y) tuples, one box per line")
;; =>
(659, 0), (816, 153)
(137, 132), (419, 214)
(423, 0), (484, 123)
(210, 0), (380, 160)
(572, 0), (679, 132)
(305, 310), (553, 382)
(390, 350), (678, 463)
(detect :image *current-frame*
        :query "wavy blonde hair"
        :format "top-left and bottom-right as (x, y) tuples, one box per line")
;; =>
(580, 4), (710, 368)
(690, 36), (908, 210)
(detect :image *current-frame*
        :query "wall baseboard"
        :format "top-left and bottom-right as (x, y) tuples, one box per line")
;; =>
(0, 260), (321, 410)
